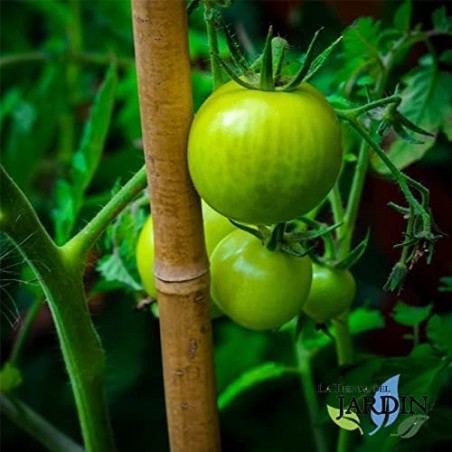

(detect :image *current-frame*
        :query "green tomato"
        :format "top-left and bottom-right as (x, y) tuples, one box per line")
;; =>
(136, 202), (235, 317)
(210, 229), (312, 330)
(188, 80), (342, 225)
(302, 264), (356, 323)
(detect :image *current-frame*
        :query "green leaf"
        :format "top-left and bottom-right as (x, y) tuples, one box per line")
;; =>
(338, 17), (382, 86)
(391, 301), (433, 327)
(394, 0), (412, 32)
(372, 65), (452, 173)
(440, 49), (452, 65)
(343, 18), (380, 61)
(97, 252), (143, 292)
(53, 63), (117, 243)
(391, 414), (429, 439)
(0, 363), (23, 393)
(218, 362), (299, 410)
(327, 405), (363, 434)
(348, 307), (385, 334)
(432, 6), (452, 34)
(336, 229), (370, 269)
(426, 314), (452, 356)
(96, 194), (147, 292)
(438, 276), (452, 292)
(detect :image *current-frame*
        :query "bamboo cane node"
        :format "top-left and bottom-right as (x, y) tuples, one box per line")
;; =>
(154, 271), (210, 296)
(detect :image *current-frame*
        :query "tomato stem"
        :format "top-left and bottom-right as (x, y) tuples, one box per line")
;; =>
(0, 165), (115, 452)
(259, 26), (275, 91)
(204, 6), (226, 90)
(66, 165), (147, 259)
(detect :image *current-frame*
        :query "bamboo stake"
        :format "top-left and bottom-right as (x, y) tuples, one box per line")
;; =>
(131, 1), (221, 450)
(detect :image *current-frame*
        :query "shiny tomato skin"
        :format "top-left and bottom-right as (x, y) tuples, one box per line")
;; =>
(188, 81), (342, 225)
(210, 229), (312, 330)
(136, 202), (235, 313)
(302, 264), (356, 323)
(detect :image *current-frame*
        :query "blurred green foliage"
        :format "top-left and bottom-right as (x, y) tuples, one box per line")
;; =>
(1, 1), (451, 451)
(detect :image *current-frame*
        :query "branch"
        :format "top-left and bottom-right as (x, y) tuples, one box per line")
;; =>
(0, 394), (84, 452)
(0, 165), (114, 451)
(66, 165), (147, 258)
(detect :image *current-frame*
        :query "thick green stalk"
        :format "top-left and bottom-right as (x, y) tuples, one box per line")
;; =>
(0, 394), (84, 452)
(0, 166), (114, 452)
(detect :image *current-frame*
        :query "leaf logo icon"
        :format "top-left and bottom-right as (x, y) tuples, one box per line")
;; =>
(390, 415), (430, 439)
(369, 374), (401, 436)
(327, 405), (363, 435)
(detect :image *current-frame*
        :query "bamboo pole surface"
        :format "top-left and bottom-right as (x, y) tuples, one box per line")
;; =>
(131, 1), (221, 451)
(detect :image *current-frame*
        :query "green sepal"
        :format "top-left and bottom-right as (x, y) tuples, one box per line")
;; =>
(271, 37), (289, 83)
(265, 222), (285, 251)
(384, 261), (408, 293)
(304, 35), (343, 82)
(335, 229), (370, 270)
(211, 53), (258, 90)
(215, 13), (255, 81)
(228, 219), (264, 240)
(280, 28), (323, 91)
(259, 26), (274, 91)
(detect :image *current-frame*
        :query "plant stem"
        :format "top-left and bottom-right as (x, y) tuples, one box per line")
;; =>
(204, 6), (225, 90)
(295, 340), (329, 452)
(331, 316), (353, 366)
(0, 394), (84, 452)
(338, 94), (400, 118)
(9, 297), (44, 367)
(0, 166), (114, 452)
(67, 165), (147, 258)
(338, 139), (370, 256)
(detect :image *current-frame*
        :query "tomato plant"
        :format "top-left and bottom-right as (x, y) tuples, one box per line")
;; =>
(188, 80), (342, 225)
(136, 201), (234, 302)
(210, 229), (312, 330)
(1, 2), (450, 452)
(302, 264), (356, 323)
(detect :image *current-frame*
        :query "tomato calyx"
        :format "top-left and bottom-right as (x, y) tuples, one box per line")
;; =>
(212, 18), (342, 92)
(228, 217), (341, 259)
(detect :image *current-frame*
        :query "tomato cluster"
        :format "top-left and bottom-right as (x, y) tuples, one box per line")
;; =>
(137, 80), (352, 330)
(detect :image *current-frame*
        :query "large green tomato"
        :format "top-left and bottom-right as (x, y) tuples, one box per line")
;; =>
(210, 229), (312, 330)
(136, 202), (235, 303)
(302, 264), (356, 323)
(188, 80), (342, 225)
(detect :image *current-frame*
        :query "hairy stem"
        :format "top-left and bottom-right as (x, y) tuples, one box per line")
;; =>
(0, 166), (114, 452)
(67, 165), (147, 258)
(204, 6), (225, 90)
